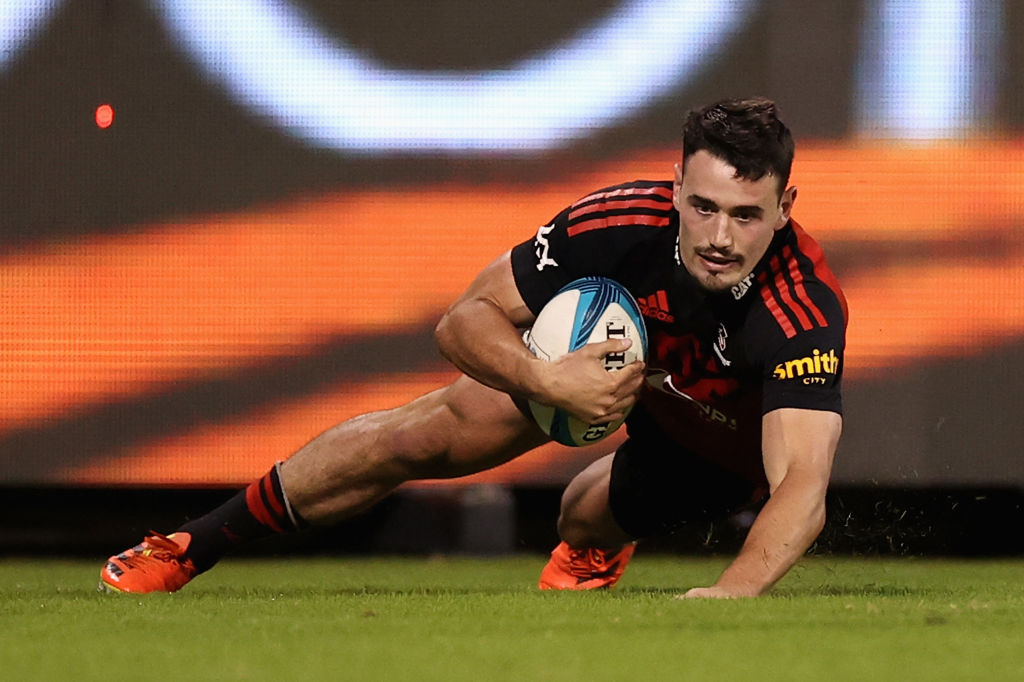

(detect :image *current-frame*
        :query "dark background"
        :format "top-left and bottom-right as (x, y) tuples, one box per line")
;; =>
(2, 0), (1021, 556)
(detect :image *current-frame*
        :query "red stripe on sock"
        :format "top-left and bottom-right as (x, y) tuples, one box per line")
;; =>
(261, 474), (286, 516)
(245, 478), (283, 533)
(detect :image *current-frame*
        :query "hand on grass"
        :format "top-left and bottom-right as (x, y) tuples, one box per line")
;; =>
(675, 586), (744, 599)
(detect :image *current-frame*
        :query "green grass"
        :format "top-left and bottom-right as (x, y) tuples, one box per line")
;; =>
(2, 555), (1022, 681)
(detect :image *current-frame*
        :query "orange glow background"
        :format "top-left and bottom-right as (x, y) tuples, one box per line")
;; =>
(3, 142), (1023, 486)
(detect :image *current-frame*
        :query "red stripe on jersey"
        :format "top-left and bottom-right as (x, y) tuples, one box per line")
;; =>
(771, 255), (814, 332)
(758, 271), (798, 338)
(567, 212), (670, 237)
(568, 198), (670, 221)
(791, 220), (849, 325)
(573, 184), (674, 207)
(783, 245), (828, 327)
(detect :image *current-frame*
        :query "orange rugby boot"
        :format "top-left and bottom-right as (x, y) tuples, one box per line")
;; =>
(538, 540), (637, 590)
(99, 531), (197, 594)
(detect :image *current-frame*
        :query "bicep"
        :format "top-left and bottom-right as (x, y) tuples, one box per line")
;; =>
(761, 408), (842, 494)
(446, 250), (535, 327)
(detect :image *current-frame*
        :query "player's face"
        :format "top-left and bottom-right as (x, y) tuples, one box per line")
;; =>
(673, 150), (796, 292)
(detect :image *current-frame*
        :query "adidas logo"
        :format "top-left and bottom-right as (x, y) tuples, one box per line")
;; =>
(638, 290), (674, 323)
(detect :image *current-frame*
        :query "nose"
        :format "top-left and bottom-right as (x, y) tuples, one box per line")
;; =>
(708, 214), (733, 251)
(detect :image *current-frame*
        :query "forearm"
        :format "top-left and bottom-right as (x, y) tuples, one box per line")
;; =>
(710, 474), (826, 597)
(434, 251), (643, 423)
(435, 296), (542, 398)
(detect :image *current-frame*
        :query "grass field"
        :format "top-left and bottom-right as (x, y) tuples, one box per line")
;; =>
(2, 554), (1022, 681)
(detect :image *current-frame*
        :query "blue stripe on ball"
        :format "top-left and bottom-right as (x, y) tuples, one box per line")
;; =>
(548, 409), (575, 447)
(565, 277), (612, 351)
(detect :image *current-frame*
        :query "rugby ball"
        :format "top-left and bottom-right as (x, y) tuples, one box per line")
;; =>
(523, 277), (647, 446)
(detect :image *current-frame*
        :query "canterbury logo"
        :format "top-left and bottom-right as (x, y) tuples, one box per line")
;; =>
(533, 224), (558, 271)
(638, 290), (674, 322)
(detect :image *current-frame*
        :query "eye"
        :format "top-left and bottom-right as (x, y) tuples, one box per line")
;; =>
(694, 204), (715, 216)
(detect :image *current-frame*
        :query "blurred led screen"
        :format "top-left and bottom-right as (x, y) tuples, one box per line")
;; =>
(1, 0), (1022, 487)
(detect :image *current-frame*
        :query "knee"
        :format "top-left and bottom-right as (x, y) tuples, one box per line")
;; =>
(557, 504), (621, 548)
(555, 458), (630, 548)
(556, 509), (594, 548)
(557, 501), (632, 548)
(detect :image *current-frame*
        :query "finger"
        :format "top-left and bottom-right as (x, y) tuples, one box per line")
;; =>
(612, 360), (646, 381)
(605, 398), (634, 419)
(582, 337), (632, 357)
(589, 409), (625, 425)
(608, 367), (645, 396)
(591, 389), (641, 423)
(678, 586), (738, 599)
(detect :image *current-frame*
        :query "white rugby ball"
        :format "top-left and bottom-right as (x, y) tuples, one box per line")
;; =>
(523, 277), (647, 447)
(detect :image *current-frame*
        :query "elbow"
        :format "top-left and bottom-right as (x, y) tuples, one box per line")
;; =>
(434, 311), (456, 362)
(811, 500), (827, 537)
(777, 467), (831, 539)
(807, 493), (828, 540)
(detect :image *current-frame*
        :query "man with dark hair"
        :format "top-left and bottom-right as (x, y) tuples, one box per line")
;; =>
(101, 97), (847, 598)
(683, 97), (795, 189)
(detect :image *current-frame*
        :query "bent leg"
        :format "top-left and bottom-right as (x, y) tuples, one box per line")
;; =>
(281, 374), (549, 524)
(537, 453), (636, 590)
(555, 454), (633, 548)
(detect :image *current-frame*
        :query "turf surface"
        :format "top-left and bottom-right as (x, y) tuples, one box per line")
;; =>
(2, 555), (1022, 681)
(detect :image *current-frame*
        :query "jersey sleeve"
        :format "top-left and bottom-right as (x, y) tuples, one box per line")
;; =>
(509, 206), (580, 316)
(510, 180), (677, 315)
(752, 280), (847, 415)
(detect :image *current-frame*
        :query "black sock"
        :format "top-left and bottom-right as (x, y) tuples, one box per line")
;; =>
(177, 461), (306, 573)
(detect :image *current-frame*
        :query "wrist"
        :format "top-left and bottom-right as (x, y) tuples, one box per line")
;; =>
(712, 579), (764, 598)
(712, 565), (772, 597)
(516, 355), (552, 403)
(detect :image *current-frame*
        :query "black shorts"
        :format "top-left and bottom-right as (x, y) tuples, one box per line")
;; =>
(608, 426), (763, 539)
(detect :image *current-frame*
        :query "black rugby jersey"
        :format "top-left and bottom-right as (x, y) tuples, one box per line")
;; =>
(510, 180), (848, 487)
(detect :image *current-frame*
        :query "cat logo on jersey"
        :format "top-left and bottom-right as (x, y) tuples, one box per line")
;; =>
(773, 348), (840, 385)
(730, 273), (754, 300)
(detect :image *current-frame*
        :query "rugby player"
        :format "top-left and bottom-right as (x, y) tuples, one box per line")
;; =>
(100, 97), (847, 598)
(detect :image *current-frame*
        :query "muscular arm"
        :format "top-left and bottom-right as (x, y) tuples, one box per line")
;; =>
(434, 251), (643, 424)
(435, 251), (539, 393)
(683, 407), (841, 598)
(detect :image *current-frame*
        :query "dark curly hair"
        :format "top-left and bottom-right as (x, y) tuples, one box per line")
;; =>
(682, 97), (794, 196)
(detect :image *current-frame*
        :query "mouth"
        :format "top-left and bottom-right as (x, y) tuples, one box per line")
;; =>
(696, 251), (740, 274)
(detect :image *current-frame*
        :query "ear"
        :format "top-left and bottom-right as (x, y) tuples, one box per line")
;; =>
(775, 185), (797, 230)
(672, 162), (684, 210)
